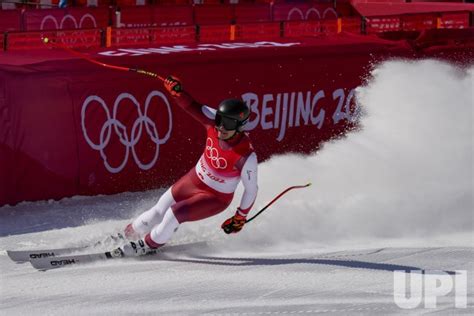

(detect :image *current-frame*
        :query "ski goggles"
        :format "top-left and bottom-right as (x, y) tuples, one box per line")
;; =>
(215, 114), (240, 131)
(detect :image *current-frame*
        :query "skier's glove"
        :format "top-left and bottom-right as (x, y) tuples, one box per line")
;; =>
(164, 76), (182, 96)
(221, 210), (247, 234)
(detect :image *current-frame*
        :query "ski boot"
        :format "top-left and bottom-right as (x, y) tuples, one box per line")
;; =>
(116, 239), (155, 257)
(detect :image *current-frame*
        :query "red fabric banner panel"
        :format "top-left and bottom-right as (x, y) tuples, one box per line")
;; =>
(439, 12), (470, 29)
(7, 29), (102, 50)
(0, 35), (410, 205)
(341, 17), (362, 33)
(234, 3), (272, 23)
(151, 26), (196, 45)
(0, 9), (22, 32)
(366, 16), (402, 33)
(112, 28), (152, 47)
(194, 4), (234, 25)
(1, 33), (472, 206)
(352, 2), (474, 16)
(24, 7), (110, 31)
(401, 14), (437, 32)
(113, 6), (155, 28)
(272, 3), (339, 21)
(199, 25), (230, 42)
(0, 73), (79, 204)
(284, 21), (322, 38)
(153, 5), (194, 26)
(235, 23), (281, 41)
(113, 5), (194, 28)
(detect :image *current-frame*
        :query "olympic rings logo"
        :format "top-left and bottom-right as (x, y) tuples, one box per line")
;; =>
(205, 138), (228, 170)
(81, 91), (173, 173)
(40, 14), (98, 45)
(40, 14), (97, 30)
(287, 7), (338, 20)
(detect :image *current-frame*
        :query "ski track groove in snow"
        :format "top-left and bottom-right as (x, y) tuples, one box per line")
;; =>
(1, 245), (472, 315)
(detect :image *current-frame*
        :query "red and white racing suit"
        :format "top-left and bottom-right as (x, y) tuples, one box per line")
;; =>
(129, 92), (258, 247)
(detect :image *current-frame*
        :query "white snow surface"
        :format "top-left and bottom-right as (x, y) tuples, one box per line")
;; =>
(0, 60), (473, 315)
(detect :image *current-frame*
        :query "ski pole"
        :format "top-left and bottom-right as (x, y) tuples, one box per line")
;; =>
(222, 183), (311, 234)
(40, 37), (182, 93)
(245, 183), (312, 224)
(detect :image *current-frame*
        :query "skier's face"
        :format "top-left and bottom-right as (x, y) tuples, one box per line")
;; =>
(216, 125), (237, 140)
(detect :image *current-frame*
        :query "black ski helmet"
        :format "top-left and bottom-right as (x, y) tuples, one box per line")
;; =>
(215, 99), (250, 131)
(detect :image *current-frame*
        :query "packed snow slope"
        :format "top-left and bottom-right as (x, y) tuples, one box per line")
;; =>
(0, 60), (473, 315)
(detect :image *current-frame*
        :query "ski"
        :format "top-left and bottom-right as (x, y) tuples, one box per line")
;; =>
(7, 233), (128, 263)
(29, 241), (207, 271)
(30, 250), (121, 271)
(7, 245), (88, 263)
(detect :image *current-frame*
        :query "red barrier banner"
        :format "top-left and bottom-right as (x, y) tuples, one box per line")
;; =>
(113, 5), (194, 28)
(366, 16), (402, 34)
(272, 3), (338, 21)
(112, 26), (196, 47)
(411, 0), (464, 2)
(0, 70), (79, 204)
(113, 6), (155, 28)
(341, 17), (362, 34)
(439, 12), (470, 29)
(234, 3), (272, 23)
(1, 32), (472, 206)
(412, 28), (474, 50)
(353, 2), (474, 16)
(194, 4), (234, 25)
(7, 29), (102, 50)
(284, 21), (321, 38)
(0, 35), (414, 205)
(117, 0), (144, 5)
(112, 28), (151, 47)
(321, 19), (339, 34)
(235, 22), (281, 41)
(153, 5), (194, 27)
(333, 1), (357, 18)
(154, 0), (190, 4)
(367, 12), (469, 34)
(199, 25), (231, 43)
(151, 26), (196, 45)
(24, 7), (110, 31)
(401, 14), (437, 32)
(0, 9), (22, 32)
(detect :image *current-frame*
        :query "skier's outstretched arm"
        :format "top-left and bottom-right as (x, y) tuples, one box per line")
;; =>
(164, 76), (214, 128)
(221, 153), (259, 234)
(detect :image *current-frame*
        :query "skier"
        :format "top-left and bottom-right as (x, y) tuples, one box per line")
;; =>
(117, 76), (259, 257)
